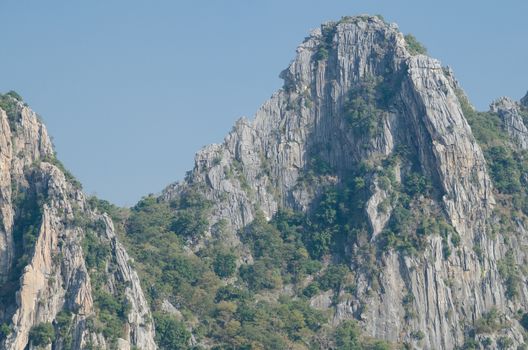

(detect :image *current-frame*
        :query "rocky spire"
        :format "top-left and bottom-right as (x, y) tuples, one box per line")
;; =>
(490, 96), (528, 149)
(0, 96), (156, 349)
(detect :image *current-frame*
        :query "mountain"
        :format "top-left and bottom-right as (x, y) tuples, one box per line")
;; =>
(0, 94), (156, 349)
(1, 14), (528, 350)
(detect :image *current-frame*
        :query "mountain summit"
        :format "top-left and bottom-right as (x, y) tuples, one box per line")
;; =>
(1, 15), (528, 350)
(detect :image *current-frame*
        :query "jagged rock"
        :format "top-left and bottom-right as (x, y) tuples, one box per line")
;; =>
(0, 108), (14, 285)
(0, 98), (156, 349)
(160, 299), (182, 319)
(117, 338), (131, 350)
(366, 177), (393, 239)
(490, 96), (528, 149)
(99, 215), (157, 349)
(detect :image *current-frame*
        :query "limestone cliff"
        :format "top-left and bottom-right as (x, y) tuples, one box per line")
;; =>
(0, 95), (156, 349)
(160, 16), (528, 349)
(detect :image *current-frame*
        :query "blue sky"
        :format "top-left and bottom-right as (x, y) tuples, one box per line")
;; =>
(1, 1), (527, 206)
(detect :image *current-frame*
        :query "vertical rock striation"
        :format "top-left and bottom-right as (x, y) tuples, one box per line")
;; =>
(0, 97), (156, 349)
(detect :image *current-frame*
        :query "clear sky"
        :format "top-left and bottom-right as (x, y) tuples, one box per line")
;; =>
(1, 1), (527, 206)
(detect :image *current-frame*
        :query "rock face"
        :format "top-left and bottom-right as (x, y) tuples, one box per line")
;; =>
(161, 16), (528, 349)
(0, 97), (156, 349)
(490, 96), (528, 149)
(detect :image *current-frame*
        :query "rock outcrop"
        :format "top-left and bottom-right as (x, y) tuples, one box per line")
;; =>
(0, 97), (156, 349)
(490, 96), (528, 149)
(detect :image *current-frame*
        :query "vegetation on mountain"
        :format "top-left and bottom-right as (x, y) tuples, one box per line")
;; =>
(0, 323), (10, 341)
(0, 91), (23, 123)
(29, 323), (55, 347)
(76, 210), (133, 344)
(153, 313), (190, 350)
(344, 77), (384, 136)
(459, 90), (528, 214)
(116, 186), (400, 348)
(404, 34), (427, 55)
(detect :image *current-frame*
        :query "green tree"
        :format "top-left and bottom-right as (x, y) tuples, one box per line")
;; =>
(404, 34), (427, 55)
(318, 264), (348, 291)
(29, 323), (55, 347)
(485, 146), (521, 193)
(213, 250), (237, 278)
(0, 91), (22, 121)
(0, 323), (10, 340)
(498, 252), (520, 299)
(520, 313), (528, 331)
(344, 78), (383, 136)
(154, 313), (191, 350)
(335, 320), (391, 349)
(335, 320), (362, 349)
(170, 190), (211, 237)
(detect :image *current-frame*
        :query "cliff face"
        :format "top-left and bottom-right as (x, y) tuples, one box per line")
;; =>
(160, 16), (528, 349)
(0, 96), (156, 349)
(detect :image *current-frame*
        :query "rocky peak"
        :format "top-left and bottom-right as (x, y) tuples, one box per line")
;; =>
(490, 96), (528, 149)
(165, 15), (491, 244)
(0, 94), (156, 349)
(280, 15), (407, 94)
(0, 95), (54, 284)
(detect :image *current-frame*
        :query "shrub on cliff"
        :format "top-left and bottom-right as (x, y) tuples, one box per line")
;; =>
(29, 323), (55, 347)
(404, 34), (427, 55)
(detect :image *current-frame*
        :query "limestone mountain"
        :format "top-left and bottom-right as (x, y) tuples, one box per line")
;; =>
(2, 14), (528, 350)
(154, 15), (528, 349)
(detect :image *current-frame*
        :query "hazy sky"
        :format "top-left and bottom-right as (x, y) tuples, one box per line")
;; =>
(1, 1), (527, 206)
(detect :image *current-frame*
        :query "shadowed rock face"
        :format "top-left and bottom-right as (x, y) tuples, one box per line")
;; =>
(161, 16), (527, 349)
(0, 98), (156, 350)
(521, 91), (528, 107)
(491, 97), (528, 149)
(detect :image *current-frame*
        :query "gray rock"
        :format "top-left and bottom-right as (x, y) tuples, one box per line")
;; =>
(0, 99), (156, 349)
(490, 96), (528, 149)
